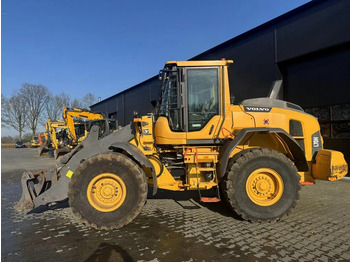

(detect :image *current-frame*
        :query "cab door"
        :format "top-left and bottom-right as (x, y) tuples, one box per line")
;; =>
(185, 66), (223, 143)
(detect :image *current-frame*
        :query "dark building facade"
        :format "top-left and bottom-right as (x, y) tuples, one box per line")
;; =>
(91, 0), (350, 165)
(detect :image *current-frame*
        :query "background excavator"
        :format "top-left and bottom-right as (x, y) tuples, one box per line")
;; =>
(62, 107), (117, 146)
(63, 107), (104, 146)
(30, 135), (40, 148)
(38, 119), (70, 158)
(17, 60), (348, 230)
(38, 108), (116, 159)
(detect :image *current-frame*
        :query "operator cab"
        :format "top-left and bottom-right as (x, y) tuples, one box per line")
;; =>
(155, 60), (233, 145)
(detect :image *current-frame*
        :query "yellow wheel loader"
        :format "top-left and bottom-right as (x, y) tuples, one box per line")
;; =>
(17, 60), (348, 230)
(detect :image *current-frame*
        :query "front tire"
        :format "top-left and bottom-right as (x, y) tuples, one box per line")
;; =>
(68, 152), (147, 230)
(222, 148), (300, 222)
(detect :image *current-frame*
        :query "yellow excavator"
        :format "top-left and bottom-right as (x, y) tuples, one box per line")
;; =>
(39, 108), (116, 158)
(63, 107), (118, 145)
(30, 135), (40, 148)
(62, 107), (105, 146)
(18, 60), (347, 230)
(38, 119), (70, 158)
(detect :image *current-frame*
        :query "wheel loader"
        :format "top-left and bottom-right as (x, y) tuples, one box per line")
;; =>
(17, 60), (348, 230)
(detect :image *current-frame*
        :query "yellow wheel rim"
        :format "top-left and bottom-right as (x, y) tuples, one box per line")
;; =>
(246, 168), (284, 206)
(87, 173), (126, 212)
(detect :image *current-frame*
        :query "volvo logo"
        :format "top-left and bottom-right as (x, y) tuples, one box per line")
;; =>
(244, 106), (271, 112)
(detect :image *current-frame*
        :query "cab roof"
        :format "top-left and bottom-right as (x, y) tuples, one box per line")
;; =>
(165, 60), (234, 67)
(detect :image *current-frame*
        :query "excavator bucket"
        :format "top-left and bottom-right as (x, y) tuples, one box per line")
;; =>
(38, 143), (49, 156)
(54, 147), (71, 159)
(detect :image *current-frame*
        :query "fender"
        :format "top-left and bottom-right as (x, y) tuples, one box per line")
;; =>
(109, 142), (157, 195)
(217, 127), (309, 180)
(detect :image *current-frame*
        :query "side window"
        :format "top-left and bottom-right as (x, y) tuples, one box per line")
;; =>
(187, 68), (219, 131)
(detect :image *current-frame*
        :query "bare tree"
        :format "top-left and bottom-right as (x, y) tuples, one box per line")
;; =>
(43, 95), (61, 123)
(58, 93), (71, 109)
(71, 98), (82, 109)
(20, 83), (50, 136)
(2, 92), (28, 140)
(42, 92), (71, 124)
(1, 136), (15, 144)
(81, 93), (97, 109)
(1, 94), (8, 128)
(1, 94), (6, 107)
(22, 132), (33, 143)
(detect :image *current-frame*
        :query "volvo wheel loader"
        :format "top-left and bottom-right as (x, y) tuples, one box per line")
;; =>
(17, 60), (348, 230)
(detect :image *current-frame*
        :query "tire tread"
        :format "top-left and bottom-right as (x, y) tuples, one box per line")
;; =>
(68, 152), (147, 230)
(222, 148), (300, 222)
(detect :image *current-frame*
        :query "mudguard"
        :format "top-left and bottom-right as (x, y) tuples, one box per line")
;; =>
(217, 127), (309, 180)
(109, 142), (157, 195)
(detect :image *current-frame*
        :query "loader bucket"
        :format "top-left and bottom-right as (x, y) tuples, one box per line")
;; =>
(16, 169), (51, 211)
(16, 124), (136, 211)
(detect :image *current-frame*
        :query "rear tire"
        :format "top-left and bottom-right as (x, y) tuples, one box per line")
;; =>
(68, 152), (147, 230)
(222, 148), (300, 222)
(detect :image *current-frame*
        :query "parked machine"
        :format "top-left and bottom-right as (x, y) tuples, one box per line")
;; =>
(39, 108), (116, 159)
(17, 60), (348, 230)
(30, 136), (40, 148)
(38, 119), (70, 158)
(63, 107), (117, 143)
(62, 107), (105, 146)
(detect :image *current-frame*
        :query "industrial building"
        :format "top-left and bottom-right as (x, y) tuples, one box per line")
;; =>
(91, 0), (350, 165)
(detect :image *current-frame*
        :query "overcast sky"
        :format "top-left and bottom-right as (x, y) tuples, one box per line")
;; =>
(2, 0), (310, 136)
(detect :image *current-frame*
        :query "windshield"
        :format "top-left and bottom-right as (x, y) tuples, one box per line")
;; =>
(158, 67), (182, 131)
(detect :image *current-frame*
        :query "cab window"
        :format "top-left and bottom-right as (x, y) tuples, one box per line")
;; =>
(187, 68), (219, 131)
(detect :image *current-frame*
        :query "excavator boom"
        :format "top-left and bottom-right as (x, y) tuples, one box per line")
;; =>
(63, 107), (105, 145)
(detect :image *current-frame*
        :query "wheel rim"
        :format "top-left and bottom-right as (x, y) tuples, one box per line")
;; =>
(87, 173), (126, 212)
(246, 168), (284, 206)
